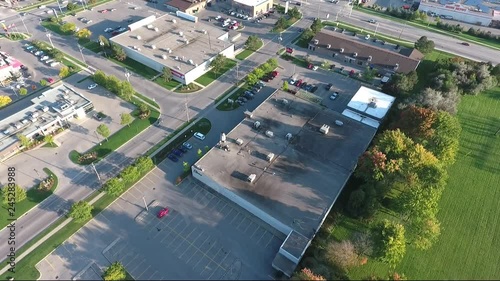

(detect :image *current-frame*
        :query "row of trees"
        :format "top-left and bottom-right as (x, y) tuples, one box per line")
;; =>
(274, 7), (301, 31)
(244, 35), (262, 51)
(92, 70), (135, 101)
(383, 58), (500, 114)
(299, 18), (324, 44)
(98, 36), (127, 61)
(245, 58), (279, 85)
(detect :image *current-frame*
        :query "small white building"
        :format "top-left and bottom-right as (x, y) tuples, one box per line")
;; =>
(110, 15), (235, 85)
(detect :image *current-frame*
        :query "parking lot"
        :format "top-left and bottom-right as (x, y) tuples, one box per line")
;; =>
(37, 164), (284, 280)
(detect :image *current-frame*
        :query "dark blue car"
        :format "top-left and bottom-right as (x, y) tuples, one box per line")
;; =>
(167, 154), (179, 162)
(172, 149), (183, 157)
(178, 146), (188, 153)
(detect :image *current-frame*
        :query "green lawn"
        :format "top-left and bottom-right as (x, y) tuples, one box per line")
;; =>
(0, 168), (58, 229)
(235, 40), (264, 60)
(195, 59), (237, 86)
(154, 78), (181, 90)
(41, 21), (73, 36)
(70, 106), (160, 165)
(151, 118), (212, 164)
(79, 39), (102, 53)
(109, 57), (159, 80)
(354, 6), (500, 50)
(134, 93), (160, 109)
(280, 53), (308, 68)
(324, 88), (500, 280)
(174, 83), (202, 93)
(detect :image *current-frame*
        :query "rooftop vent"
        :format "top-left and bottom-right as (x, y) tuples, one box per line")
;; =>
(236, 138), (244, 145)
(174, 56), (179, 60)
(188, 59), (194, 65)
(137, 48), (141, 52)
(151, 44), (156, 49)
(161, 54), (167, 60)
(166, 48), (172, 53)
(247, 174), (256, 183)
(185, 39), (190, 44)
(147, 24), (153, 29)
(313, 39), (319, 45)
(340, 48), (344, 53)
(285, 133), (292, 140)
(266, 153), (275, 162)
(136, 35), (141, 40)
(265, 130), (274, 138)
(335, 120), (344, 126)
(42, 106), (49, 112)
(394, 63), (399, 70)
(172, 19), (177, 23)
(368, 97), (378, 108)
(254, 121), (261, 129)
(31, 112), (39, 118)
(320, 124), (330, 134)
(327, 44), (331, 49)
(154, 27), (159, 32)
(368, 55), (372, 61)
(178, 31), (183, 36)
(353, 52), (358, 57)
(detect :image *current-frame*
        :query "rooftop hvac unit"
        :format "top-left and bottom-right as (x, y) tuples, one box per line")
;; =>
(178, 31), (183, 36)
(136, 35), (141, 40)
(335, 120), (344, 126)
(161, 54), (167, 60)
(368, 55), (372, 61)
(340, 48), (344, 53)
(236, 138), (244, 145)
(147, 24), (153, 29)
(154, 27), (159, 32)
(14, 123), (22, 129)
(285, 133), (292, 140)
(166, 48), (172, 53)
(133, 46), (138, 50)
(195, 64), (199, 67)
(314, 39), (319, 45)
(63, 94), (69, 99)
(137, 48), (141, 52)
(172, 19), (177, 23)
(185, 40), (190, 44)
(320, 124), (330, 134)
(254, 121), (261, 129)
(151, 44), (156, 49)
(247, 174), (256, 183)
(188, 59), (194, 65)
(31, 112), (39, 118)
(267, 153), (275, 162)
(265, 130), (274, 138)
(220, 132), (226, 142)
(394, 63), (399, 70)
(327, 44), (331, 49)
(353, 52), (358, 57)
(176, 66), (181, 70)
(42, 106), (49, 112)
(21, 119), (29, 125)
(175, 56), (179, 60)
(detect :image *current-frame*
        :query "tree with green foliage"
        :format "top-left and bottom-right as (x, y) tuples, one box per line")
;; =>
(2, 185), (27, 204)
(310, 18), (323, 33)
(183, 161), (190, 172)
(288, 7), (301, 19)
(210, 54), (227, 76)
(96, 124), (110, 141)
(197, 148), (203, 158)
(253, 68), (265, 79)
(93, 70), (108, 86)
(362, 67), (377, 81)
(377, 220), (406, 267)
(300, 27), (315, 42)
(17, 134), (31, 148)
(0, 95), (12, 107)
(59, 65), (70, 78)
(135, 156), (154, 174)
(162, 67), (172, 82)
(19, 88), (28, 96)
(76, 28), (92, 39)
(39, 79), (48, 87)
(382, 71), (418, 98)
(121, 166), (140, 183)
(267, 58), (278, 69)
(103, 261), (126, 281)
(66, 2), (79, 10)
(282, 81), (289, 91)
(246, 73), (258, 85)
(347, 183), (379, 219)
(44, 135), (54, 146)
(103, 178), (124, 197)
(68, 201), (93, 223)
(98, 35), (110, 48)
(292, 268), (326, 280)
(118, 81), (135, 101)
(60, 22), (76, 33)
(111, 43), (127, 61)
(259, 62), (272, 73)
(245, 35), (262, 51)
(414, 36), (435, 54)
(275, 16), (287, 30)
(120, 112), (133, 127)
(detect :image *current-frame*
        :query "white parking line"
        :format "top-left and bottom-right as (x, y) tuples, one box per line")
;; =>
(136, 264), (151, 279)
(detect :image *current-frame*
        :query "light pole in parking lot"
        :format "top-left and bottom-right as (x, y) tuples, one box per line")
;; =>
(142, 196), (149, 211)
(124, 70), (131, 82)
(46, 33), (54, 48)
(90, 162), (101, 182)
(77, 43), (87, 65)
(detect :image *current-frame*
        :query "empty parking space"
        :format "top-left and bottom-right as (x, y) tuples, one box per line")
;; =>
(38, 163), (283, 280)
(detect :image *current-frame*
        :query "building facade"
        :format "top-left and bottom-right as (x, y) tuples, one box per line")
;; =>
(164, 0), (207, 14)
(231, 0), (274, 16)
(418, 0), (500, 26)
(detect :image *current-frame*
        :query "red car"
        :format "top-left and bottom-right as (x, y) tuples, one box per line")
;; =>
(271, 71), (279, 78)
(157, 207), (169, 218)
(295, 79), (303, 87)
(47, 78), (54, 83)
(99, 9), (108, 13)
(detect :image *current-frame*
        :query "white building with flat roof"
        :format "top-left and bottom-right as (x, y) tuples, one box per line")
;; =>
(110, 15), (235, 85)
(231, 0), (274, 16)
(0, 83), (93, 160)
(342, 86), (395, 128)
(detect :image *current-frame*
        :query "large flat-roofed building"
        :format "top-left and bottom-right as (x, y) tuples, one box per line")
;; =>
(192, 89), (385, 276)
(231, 0), (274, 16)
(0, 83), (93, 160)
(110, 15), (235, 85)
(308, 29), (424, 74)
(418, 0), (500, 27)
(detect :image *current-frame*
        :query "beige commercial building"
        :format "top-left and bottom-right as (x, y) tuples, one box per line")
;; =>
(231, 0), (274, 17)
(164, 0), (207, 14)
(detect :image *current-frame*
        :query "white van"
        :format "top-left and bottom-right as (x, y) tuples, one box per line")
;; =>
(50, 62), (60, 67)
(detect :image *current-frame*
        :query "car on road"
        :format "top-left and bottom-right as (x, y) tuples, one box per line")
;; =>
(194, 132), (205, 140)
(461, 42), (470, 46)
(99, 9), (107, 13)
(104, 27), (113, 33)
(182, 142), (193, 149)
(167, 153), (179, 162)
(325, 83), (333, 90)
(368, 19), (377, 24)
(88, 83), (98, 90)
(330, 92), (339, 100)
(157, 207), (169, 218)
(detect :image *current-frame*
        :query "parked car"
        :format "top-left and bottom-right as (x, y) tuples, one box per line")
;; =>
(295, 79), (303, 87)
(178, 146), (188, 153)
(99, 9), (107, 13)
(157, 207), (169, 218)
(20, 65), (28, 71)
(243, 91), (254, 99)
(172, 149), (183, 157)
(167, 153), (179, 162)
(40, 56), (49, 61)
(104, 27), (113, 33)
(88, 83), (98, 90)
(118, 27), (127, 32)
(271, 71), (279, 78)
(238, 96), (248, 103)
(86, 20), (93, 24)
(182, 142), (193, 149)
(325, 83), (333, 90)
(301, 82), (308, 89)
(305, 84), (314, 92)
(194, 132), (205, 140)
(47, 78), (54, 83)
(50, 62), (60, 67)
(461, 42), (470, 46)
(215, 15), (222, 21)
(311, 85), (318, 93)
(289, 78), (297, 85)
(109, 8), (117, 11)
(330, 92), (339, 100)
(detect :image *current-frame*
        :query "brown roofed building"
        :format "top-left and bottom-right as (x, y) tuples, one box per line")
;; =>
(164, 0), (206, 14)
(308, 29), (424, 74)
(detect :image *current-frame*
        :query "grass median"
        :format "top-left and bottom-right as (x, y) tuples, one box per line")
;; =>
(70, 105), (160, 165)
(195, 59), (237, 86)
(0, 168), (58, 229)
(235, 40), (264, 60)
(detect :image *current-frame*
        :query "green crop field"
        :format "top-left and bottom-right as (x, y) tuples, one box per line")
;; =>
(342, 88), (500, 279)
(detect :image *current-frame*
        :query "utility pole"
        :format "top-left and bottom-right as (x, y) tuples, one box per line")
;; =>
(46, 33), (54, 48)
(77, 43), (86, 65)
(90, 162), (101, 181)
(142, 196), (148, 211)
(125, 70), (131, 82)
(33, 168), (41, 179)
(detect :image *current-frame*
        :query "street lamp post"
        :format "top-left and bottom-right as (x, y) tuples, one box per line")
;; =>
(90, 162), (101, 181)
(142, 196), (149, 211)
(94, 131), (100, 143)
(77, 43), (87, 65)
(46, 33), (54, 48)
(10, 87), (18, 97)
(100, 41), (107, 58)
(125, 70), (130, 82)
(33, 168), (41, 179)
(374, 22), (380, 37)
